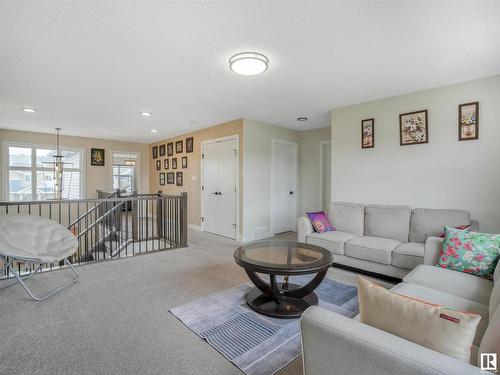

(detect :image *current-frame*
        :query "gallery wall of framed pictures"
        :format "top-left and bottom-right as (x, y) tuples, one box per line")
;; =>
(360, 101), (479, 149)
(151, 136), (194, 188)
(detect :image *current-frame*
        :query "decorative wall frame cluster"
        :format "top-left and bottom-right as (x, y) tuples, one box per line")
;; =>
(154, 136), (193, 186)
(360, 102), (479, 148)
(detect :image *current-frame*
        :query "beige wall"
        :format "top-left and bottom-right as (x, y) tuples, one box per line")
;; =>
(0, 129), (149, 199)
(242, 119), (300, 241)
(298, 127), (331, 216)
(148, 119), (243, 233)
(331, 75), (500, 233)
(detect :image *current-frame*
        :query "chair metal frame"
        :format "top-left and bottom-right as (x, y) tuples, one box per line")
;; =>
(0, 255), (79, 301)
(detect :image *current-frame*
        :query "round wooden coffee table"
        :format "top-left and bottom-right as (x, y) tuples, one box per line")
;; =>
(234, 241), (333, 318)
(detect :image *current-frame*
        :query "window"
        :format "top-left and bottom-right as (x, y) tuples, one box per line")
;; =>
(4, 143), (84, 201)
(113, 165), (134, 193)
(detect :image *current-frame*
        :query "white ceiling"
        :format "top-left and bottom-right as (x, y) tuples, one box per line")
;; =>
(1, 1), (499, 143)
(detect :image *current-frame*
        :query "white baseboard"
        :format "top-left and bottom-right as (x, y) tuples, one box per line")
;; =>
(240, 231), (274, 243)
(188, 224), (202, 231)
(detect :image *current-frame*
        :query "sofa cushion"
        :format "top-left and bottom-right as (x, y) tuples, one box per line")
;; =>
(409, 208), (471, 243)
(392, 242), (425, 270)
(439, 226), (500, 279)
(307, 230), (358, 255)
(345, 236), (402, 265)
(403, 265), (493, 306)
(328, 202), (364, 236)
(364, 204), (411, 243)
(391, 283), (488, 348)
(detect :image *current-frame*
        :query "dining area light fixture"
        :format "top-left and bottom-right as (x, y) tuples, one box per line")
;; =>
(229, 52), (268, 76)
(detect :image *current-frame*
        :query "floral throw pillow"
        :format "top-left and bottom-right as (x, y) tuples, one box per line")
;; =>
(306, 211), (335, 234)
(439, 226), (500, 279)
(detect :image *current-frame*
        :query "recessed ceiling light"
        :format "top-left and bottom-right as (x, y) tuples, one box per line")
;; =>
(297, 117), (308, 121)
(149, 128), (159, 134)
(229, 52), (268, 76)
(140, 112), (152, 117)
(22, 107), (37, 113)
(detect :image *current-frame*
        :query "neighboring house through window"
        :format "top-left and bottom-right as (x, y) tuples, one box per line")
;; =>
(3, 142), (85, 201)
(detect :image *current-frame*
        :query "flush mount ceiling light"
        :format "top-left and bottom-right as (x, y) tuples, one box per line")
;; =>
(149, 128), (159, 134)
(229, 52), (268, 76)
(22, 107), (37, 113)
(297, 117), (308, 121)
(140, 111), (152, 117)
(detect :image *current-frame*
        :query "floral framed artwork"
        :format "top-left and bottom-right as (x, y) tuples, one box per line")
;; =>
(152, 146), (158, 159)
(172, 157), (177, 169)
(176, 171), (183, 186)
(164, 159), (169, 170)
(399, 109), (428, 146)
(182, 156), (188, 168)
(159, 144), (166, 157)
(155, 160), (161, 171)
(167, 142), (174, 156)
(458, 102), (479, 141)
(361, 118), (374, 149)
(186, 137), (194, 153)
(91, 148), (105, 166)
(167, 172), (174, 184)
(176, 140), (183, 154)
(159, 172), (165, 186)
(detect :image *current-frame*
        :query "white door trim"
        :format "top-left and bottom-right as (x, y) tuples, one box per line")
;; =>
(318, 140), (332, 209)
(270, 139), (298, 235)
(200, 134), (240, 240)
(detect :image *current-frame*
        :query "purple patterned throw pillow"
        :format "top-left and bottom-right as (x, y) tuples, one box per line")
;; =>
(307, 211), (335, 233)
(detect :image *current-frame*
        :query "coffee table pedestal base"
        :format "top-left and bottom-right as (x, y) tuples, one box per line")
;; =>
(246, 284), (319, 319)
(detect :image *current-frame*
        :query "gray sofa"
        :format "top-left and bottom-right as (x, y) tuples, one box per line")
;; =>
(300, 258), (500, 374)
(297, 202), (476, 278)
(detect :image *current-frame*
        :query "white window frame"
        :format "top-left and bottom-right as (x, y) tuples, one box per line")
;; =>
(1, 141), (86, 201)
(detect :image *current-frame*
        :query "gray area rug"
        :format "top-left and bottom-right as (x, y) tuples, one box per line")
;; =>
(170, 276), (358, 375)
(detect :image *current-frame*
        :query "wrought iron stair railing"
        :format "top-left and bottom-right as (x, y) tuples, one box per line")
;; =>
(0, 191), (188, 279)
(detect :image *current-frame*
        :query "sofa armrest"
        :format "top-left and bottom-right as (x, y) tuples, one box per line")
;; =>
(297, 216), (314, 243)
(300, 307), (481, 375)
(424, 236), (444, 265)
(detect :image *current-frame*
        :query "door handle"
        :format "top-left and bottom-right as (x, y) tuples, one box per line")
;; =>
(289, 191), (294, 195)
(212, 192), (222, 195)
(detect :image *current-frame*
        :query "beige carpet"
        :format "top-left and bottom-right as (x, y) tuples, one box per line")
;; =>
(0, 230), (394, 375)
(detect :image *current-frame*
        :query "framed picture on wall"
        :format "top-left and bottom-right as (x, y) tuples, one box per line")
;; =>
(458, 102), (479, 141)
(167, 172), (174, 184)
(399, 109), (428, 146)
(172, 157), (177, 169)
(159, 144), (166, 157)
(361, 118), (374, 149)
(152, 146), (158, 159)
(164, 159), (169, 169)
(159, 172), (165, 186)
(167, 142), (174, 156)
(156, 160), (161, 171)
(176, 172), (183, 186)
(186, 137), (194, 153)
(91, 148), (105, 166)
(176, 140), (183, 154)
(182, 156), (188, 168)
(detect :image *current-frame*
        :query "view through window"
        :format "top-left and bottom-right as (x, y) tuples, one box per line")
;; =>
(6, 144), (83, 201)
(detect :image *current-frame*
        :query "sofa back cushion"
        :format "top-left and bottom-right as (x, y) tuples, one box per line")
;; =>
(364, 204), (411, 242)
(328, 202), (364, 236)
(409, 208), (471, 243)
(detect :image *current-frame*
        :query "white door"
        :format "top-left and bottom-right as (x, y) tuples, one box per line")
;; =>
(272, 140), (298, 234)
(321, 142), (331, 211)
(202, 138), (238, 239)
